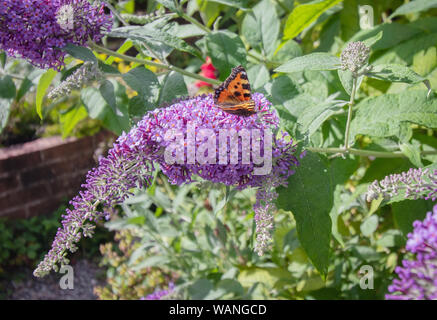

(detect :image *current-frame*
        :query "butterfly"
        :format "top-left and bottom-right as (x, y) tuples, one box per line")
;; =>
(214, 65), (256, 116)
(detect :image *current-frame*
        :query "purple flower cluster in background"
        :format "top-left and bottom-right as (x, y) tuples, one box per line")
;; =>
(386, 205), (437, 300)
(367, 167), (437, 203)
(34, 93), (300, 277)
(0, 0), (112, 69)
(141, 282), (176, 300)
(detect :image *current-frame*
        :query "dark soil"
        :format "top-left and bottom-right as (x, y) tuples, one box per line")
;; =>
(3, 259), (105, 300)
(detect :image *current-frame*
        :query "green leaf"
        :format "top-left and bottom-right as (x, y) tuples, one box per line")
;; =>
(350, 90), (437, 141)
(373, 33), (437, 66)
(362, 31), (383, 48)
(392, 199), (433, 235)
(16, 78), (33, 102)
(205, 31), (247, 81)
(62, 43), (97, 63)
(36, 69), (57, 119)
(238, 267), (292, 289)
(272, 40), (302, 63)
(59, 105), (88, 138)
(0, 51), (6, 68)
(247, 64), (270, 90)
(376, 230), (405, 248)
(367, 64), (426, 84)
(329, 158), (360, 246)
(338, 69), (364, 95)
(0, 75), (16, 99)
(155, 0), (178, 11)
(275, 53), (340, 73)
(339, 0), (359, 41)
(132, 255), (170, 270)
(360, 215), (378, 237)
(276, 152), (333, 276)
(99, 80), (117, 112)
(283, 0), (343, 40)
(173, 24), (207, 38)
(0, 98), (13, 134)
(81, 86), (130, 134)
(348, 23), (421, 52)
(189, 279), (214, 300)
(157, 71), (187, 106)
(198, 1), (221, 28)
(390, 0), (437, 19)
(122, 67), (160, 117)
(241, 0), (280, 56)
(98, 61), (121, 75)
(297, 98), (347, 136)
(399, 142), (423, 168)
(208, 0), (249, 9)
(109, 25), (202, 59)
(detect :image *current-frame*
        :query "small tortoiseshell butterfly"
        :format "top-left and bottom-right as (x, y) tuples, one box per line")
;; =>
(214, 65), (256, 116)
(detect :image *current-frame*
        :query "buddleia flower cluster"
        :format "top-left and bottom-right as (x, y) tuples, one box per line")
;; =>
(33, 92), (300, 277)
(386, 205), (437, 300)
(48, 61), (102, 99)
(367, 168), (437, 202)
(340, 41), (371, 75)
(141, 282), (176, 300)
(0, 0), (112, 70)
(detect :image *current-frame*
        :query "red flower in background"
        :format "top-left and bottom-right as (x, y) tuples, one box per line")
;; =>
(195, 57), (217, 87)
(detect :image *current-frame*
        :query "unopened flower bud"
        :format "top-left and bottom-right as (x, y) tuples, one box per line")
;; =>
(48, 62), (102, 99)
(340, 41), (371, 74)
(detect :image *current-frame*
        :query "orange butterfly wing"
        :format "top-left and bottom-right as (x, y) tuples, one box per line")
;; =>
(214, 66), (256, 116)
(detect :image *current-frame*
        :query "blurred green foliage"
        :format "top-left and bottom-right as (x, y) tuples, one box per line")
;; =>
(2, 0), (437, 299)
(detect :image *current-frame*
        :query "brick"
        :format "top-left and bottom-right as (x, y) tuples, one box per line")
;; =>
(20, 165), (55, 186)
(0, 206), (27, 219)
(0, 174), (20, 194)
(50, 173), (86, 194)
(0, 151), (42, 174)
(49, 160), (75, 176)
(27, 197), (65, 218)
(70, 154), (96, 170)
(0, 132), (111, 218)
(0, 183), (51, 209)
(40, 137), (93, 160)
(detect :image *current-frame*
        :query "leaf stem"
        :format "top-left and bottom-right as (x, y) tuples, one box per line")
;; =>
(307, 147), (437, 158)
(102, 1), (129, 26)
(178, 12), (211, 34)
(88, 41), (221, 85)
(343, 77), (357, 151)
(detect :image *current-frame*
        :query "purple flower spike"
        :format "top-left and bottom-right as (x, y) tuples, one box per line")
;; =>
(386, 204), (437, 300)
(33, 93), (300, 277)
(0, 0), (112, 70)
(367, 168), (437, 203)
(141, 282), (176, 300)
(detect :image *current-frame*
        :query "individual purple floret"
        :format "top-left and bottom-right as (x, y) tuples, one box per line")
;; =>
(141, 282), (176, 300)
(386, 205), (437, 300)
(367, 168), (437, 203)
(33, 93), (300, 277)
(0, 0), (112, 70)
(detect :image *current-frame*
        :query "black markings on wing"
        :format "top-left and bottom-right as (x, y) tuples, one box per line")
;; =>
(214, 65), (251, 103)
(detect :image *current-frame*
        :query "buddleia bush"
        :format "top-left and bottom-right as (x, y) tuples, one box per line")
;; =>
(1, 0), (437, 300)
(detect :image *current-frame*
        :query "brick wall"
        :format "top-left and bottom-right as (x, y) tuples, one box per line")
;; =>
(0, 131), (114, 219)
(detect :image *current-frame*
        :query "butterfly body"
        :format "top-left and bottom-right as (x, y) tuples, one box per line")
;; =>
(214, 65), (256, 116)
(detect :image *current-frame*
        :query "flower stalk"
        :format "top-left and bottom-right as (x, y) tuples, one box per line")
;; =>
(88, 41), (221, 86)
(343, 77), (357, 152)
